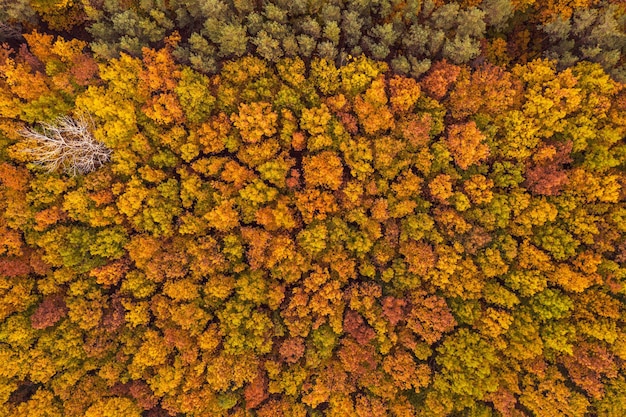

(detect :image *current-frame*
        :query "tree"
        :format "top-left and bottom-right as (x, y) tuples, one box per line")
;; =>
(435, 328), (499, 400)
(217, 23), (249, 57)
(520, 366), (590, 417)
(231, 102), (278, 144)
(302, 151), (344, 191)
(18, 115), (111, 176)
(30, 293), (67, 330)
(420, 60), (461, 100)
(445, 121), (490, 170)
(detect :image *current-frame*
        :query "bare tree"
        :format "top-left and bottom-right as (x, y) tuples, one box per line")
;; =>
(18, 115), (111, 176)
(0, 22), (23, 40)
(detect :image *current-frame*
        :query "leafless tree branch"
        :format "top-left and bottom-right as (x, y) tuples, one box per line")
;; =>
(18, 115), (111, 176)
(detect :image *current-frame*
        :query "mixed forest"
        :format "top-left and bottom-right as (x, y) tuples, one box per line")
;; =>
(1, 0), (626, 416)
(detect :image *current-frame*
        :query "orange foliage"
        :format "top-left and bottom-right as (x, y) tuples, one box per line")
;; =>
(446, 121), (490, 170)
(2, 48), (626, 417)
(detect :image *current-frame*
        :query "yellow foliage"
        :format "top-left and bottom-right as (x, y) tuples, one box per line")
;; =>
(389, 75), (421, 113)
(429, 174), (454, 203)
(163, 279), (200, 301)
(84, 397), (142, 417)
(231, 102), (278, 144)
(205, 199), (240, 231)
(303, 151), (344, 191)
(354, 77), (395, 135)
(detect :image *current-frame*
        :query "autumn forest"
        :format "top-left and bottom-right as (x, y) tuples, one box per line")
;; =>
(1, 0), (626, 416)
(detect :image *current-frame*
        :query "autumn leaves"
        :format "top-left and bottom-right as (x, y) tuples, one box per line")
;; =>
(1, 15), (626, 415)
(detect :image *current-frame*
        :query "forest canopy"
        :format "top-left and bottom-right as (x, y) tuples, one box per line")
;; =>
(1, 1), (626, 416)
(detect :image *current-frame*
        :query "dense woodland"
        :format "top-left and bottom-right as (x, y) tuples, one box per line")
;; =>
(1, 1), (626, 416)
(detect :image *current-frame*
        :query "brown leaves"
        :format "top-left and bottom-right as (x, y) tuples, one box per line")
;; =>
(0, 253), (32, 277)
(343, 309), (376, 345)
(279, 337), (305, 364)
(0, 163), (29, 191)
(561, 342), (618, 399)
(70, 54), (100, 86)
(31, 293), (68, 330)
(525, 141), (572, 196)
(244, 372), (269, 409)
(398, 113), (432, 148)
(381, 296), (407, 326)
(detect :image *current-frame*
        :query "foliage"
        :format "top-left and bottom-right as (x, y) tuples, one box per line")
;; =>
(1, 3), (626, 416)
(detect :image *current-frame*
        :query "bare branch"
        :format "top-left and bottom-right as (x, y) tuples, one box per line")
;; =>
(18, 115), (112, 176)
(0, 22), (23, 40)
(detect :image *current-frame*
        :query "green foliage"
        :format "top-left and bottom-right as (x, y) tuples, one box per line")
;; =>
(540, 3), (626, 82)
